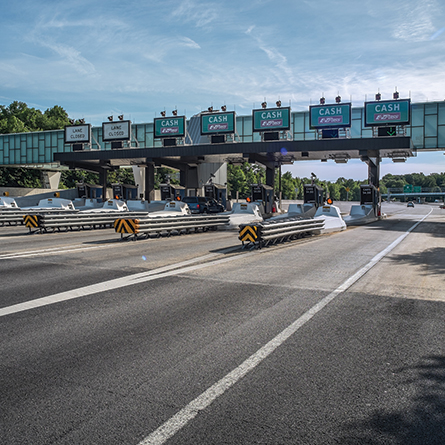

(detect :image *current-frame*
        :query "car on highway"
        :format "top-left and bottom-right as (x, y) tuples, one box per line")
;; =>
(407, 201), (414, 207)
(182, 196), (224, 214)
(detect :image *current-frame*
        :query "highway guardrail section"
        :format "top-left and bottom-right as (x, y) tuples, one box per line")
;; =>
(239, 217), (324, 248)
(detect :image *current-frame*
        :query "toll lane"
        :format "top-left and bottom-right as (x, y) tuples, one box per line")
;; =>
(1, 204), (444, 444)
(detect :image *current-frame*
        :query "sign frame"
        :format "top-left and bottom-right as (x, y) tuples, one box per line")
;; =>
(154, 116), (186, 139)
(309, 103), (351, 129)
(200, 111), (236, 136)
(252, 107), (291, 133)
(364, 99), (411, 127)
(64, 124), (91, 144)
(102, 120), (131, 142)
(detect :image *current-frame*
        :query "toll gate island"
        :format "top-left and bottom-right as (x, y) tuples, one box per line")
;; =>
(1, 93), (444, 212)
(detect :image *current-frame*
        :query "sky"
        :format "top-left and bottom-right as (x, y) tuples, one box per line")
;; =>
(1, 0), (444, 181)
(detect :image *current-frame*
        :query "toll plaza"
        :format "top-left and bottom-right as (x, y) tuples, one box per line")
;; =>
(3, 97), (439, 208)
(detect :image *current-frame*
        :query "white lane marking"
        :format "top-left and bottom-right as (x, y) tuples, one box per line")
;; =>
(136, 209), (434, 445)
(0, 247), (242, 317)
(0, 245), (108, 259)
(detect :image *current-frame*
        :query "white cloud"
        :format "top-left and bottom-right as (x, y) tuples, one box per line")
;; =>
(179, 37), (201, 49)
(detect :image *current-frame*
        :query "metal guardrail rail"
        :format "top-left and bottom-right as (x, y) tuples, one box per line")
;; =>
(0, 208), (79, 227)
(115, 214), (230, 240)
(239, 217), (325, 249)
(23, 211), (148, 233)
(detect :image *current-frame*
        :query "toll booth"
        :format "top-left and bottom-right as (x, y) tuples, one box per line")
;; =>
(204, 183), (227, 207)
(251, 184), (275, 214)
(360, 184), (379, 215)
(76, 183), (103, 201)
(160, 184), (186, 201)
(304, 184), (324, 207)
(112, 183), (138, 200)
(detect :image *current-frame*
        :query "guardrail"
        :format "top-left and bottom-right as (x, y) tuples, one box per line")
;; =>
(23, 211), (148, 233)
(115, 214), (230, 240)
(239, 217), (325, 249)
(0, 208), (79, 227)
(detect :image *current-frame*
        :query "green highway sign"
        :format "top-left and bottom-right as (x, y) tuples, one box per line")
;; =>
(364, 99), (411, 127)
(413, 186), (422, 193)
(154, 116), (186, 138)
(309, 103), (351, 129)
(252, 107), (290, 132)
(201, 111), (235, 135)
(403, 184), (413, 193)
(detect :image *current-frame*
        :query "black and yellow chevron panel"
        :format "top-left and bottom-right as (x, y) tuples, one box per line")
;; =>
(239, 224), (258, 243)
(23, 214), (39, 228)
(114, 219), (139, 234)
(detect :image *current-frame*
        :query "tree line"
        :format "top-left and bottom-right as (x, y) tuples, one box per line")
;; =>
(1, 101), (444, 200)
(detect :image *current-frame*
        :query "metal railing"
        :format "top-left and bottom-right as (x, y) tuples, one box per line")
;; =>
(115, 214), (230, 240)
(239, 217), (325, 249)
(24, 211), (148, 233)
(0, 208), (78, 227)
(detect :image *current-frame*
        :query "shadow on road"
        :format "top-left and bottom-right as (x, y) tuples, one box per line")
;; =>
(364, 219), (445, 238)
(387, 247), (445, 276)
(339, 355), (445, 444)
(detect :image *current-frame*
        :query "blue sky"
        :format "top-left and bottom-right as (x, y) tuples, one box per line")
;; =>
(1, 0), (444, 180)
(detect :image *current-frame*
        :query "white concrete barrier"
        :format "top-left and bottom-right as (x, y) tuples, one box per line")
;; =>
(126, 200), (150, 212)
(85, 199), (128, 212)
(223, 202), (263, 230)
(22, 198), (76, 211)
(269, 203), (316, 220)
(0, 197), (19, 208)
(148, 201), (191, 217)
(314, 205), (346, 233)
(343, 205), (378, 226)
(73, 198), (102, 210)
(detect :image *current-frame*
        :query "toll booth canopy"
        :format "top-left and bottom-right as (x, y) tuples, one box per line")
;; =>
(160, 184), (186, 201)
(251, 184), (274, 214)
(204, 183), (227, 207)
(304, 184), (324, 207)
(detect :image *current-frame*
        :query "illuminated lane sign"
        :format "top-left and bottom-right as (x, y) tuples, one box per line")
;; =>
(102, 120), (131, 141)
(364, 99), (410, 126)
(201, 111), (235, 135)
(154, 116), (186, 138)
(64, 124), (91, 144)
(252, 107), (290, 132)
(309, 103), (351, 129)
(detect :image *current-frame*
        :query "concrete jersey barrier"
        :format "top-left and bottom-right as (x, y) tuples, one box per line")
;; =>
(223, 202), (263, 230)
(22, 198), (76, 211)
(0, 197), (19, 208)
(343, 204), (378, 226)
(314, 205), (346, 233)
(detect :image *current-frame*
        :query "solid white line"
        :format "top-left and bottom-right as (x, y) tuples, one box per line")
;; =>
(0, 245), (107, 259)
(136, 209), (433, 445)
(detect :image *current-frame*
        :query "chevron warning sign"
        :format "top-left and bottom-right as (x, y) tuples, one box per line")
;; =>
(23, 214), (39, 228)
(239, 224), (258, 243)
(114, 219), (139, 234)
